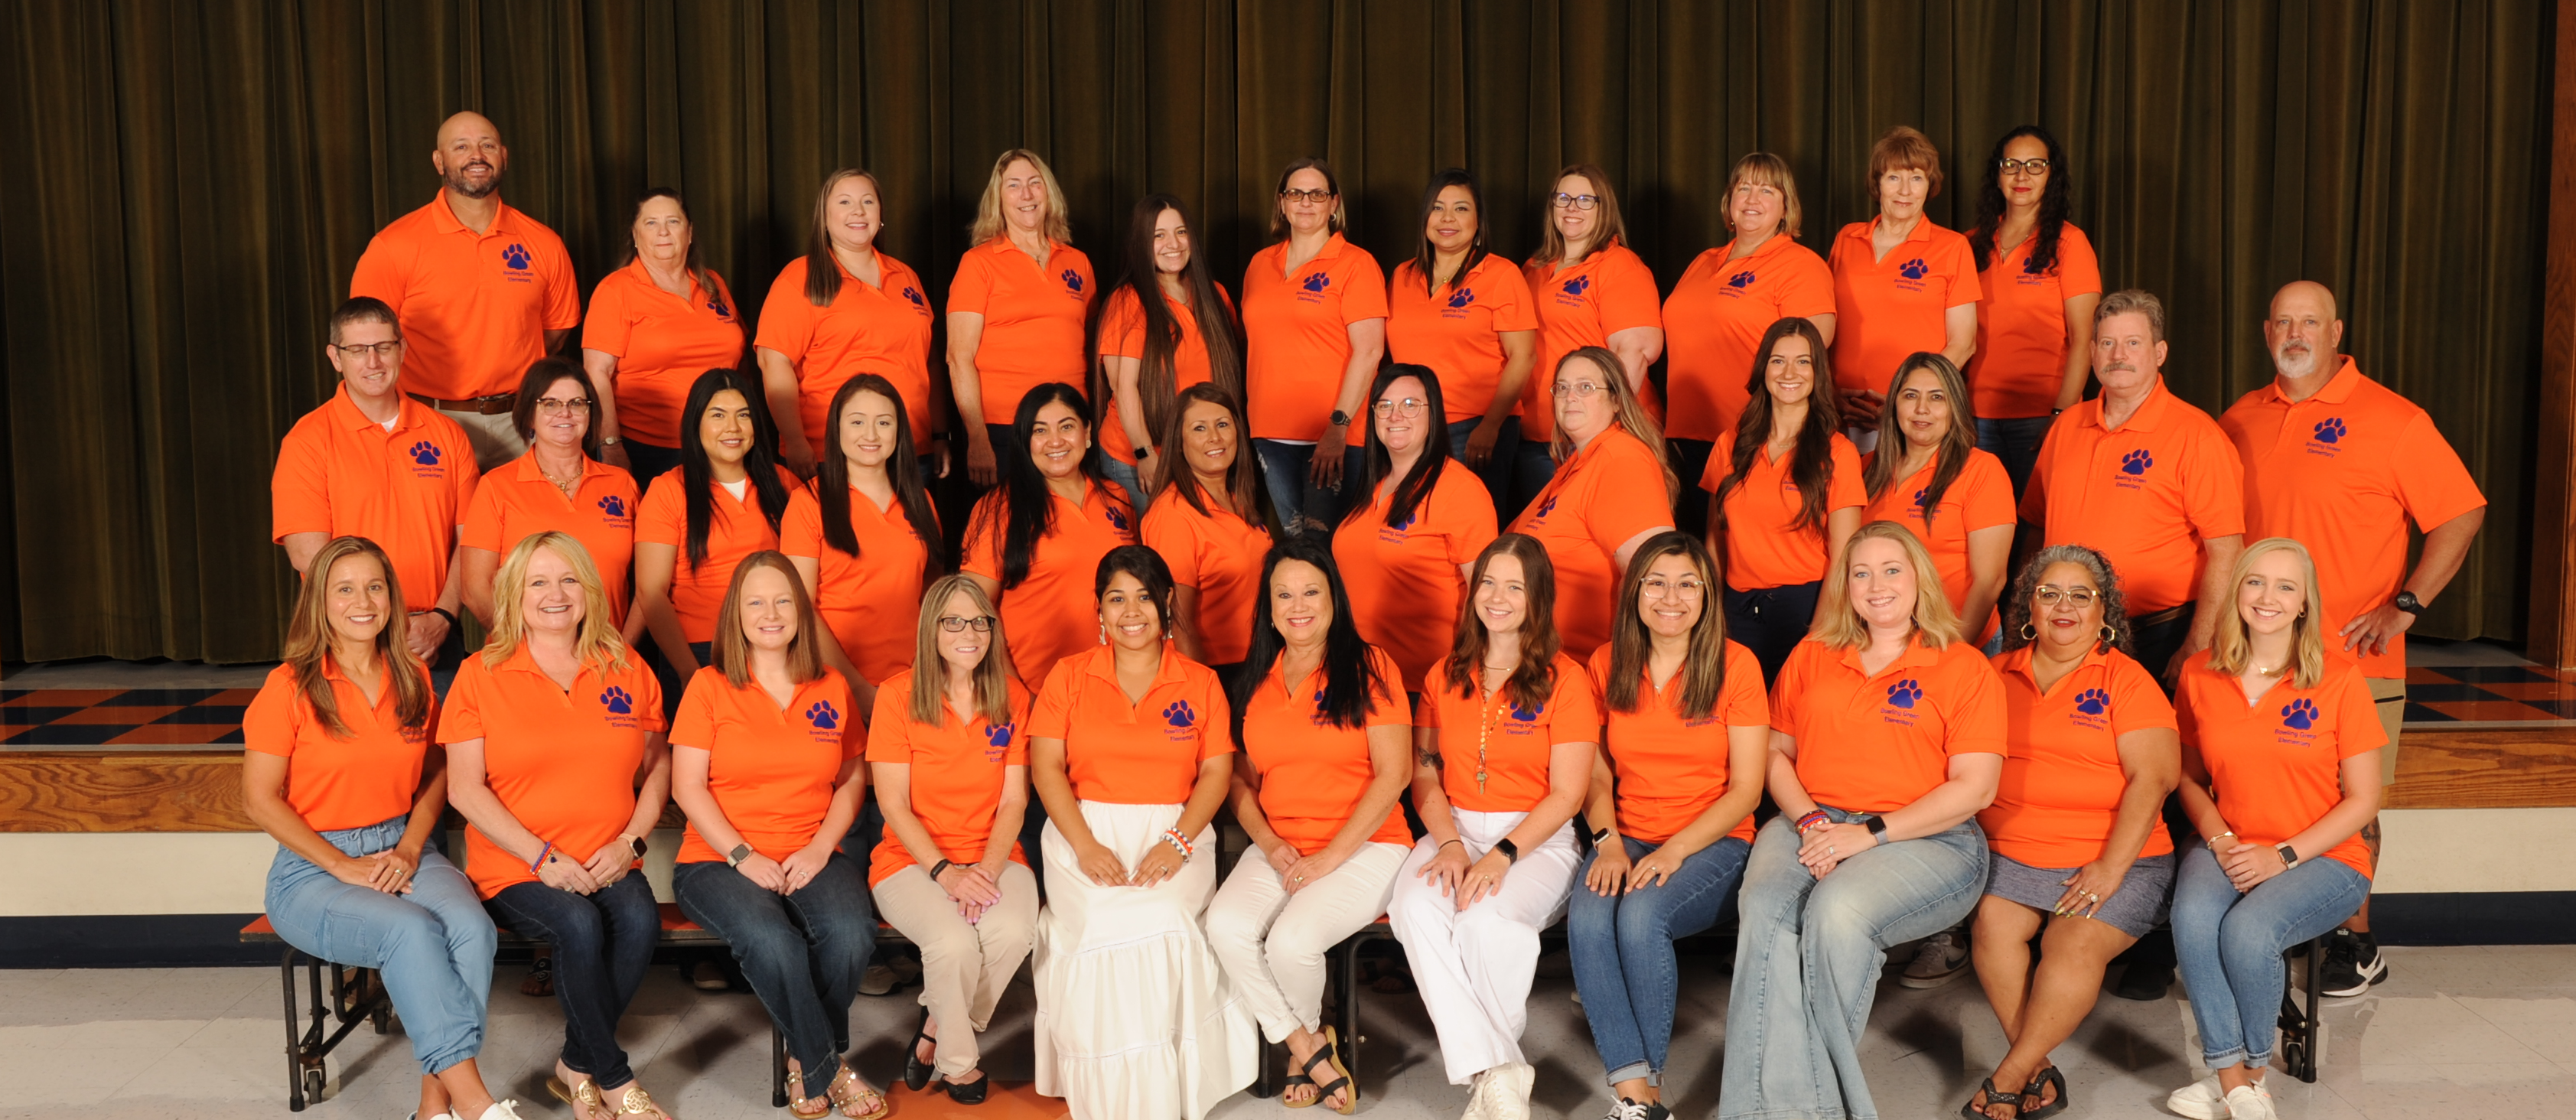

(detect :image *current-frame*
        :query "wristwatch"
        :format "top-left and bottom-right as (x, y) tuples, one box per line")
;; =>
(1862, 815), (1890, 840)
(929, 859), (955, 881)
(726, 842), (754, 868)
(1493, 838), (1521, 864)
(2393, 591), (2426, 616)
(1589, 826), (1611, 846)
(2277, 843), (2301, 869)
(1328, 409), (1352, 428)
(623, 834), (647, 858)
(1134, 447), (1151, 460)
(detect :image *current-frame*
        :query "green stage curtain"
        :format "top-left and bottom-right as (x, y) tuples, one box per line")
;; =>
(0, 0), (2548, 663)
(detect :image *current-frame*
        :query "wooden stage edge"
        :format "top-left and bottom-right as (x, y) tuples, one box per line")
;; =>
(3, 727), (2571, 833)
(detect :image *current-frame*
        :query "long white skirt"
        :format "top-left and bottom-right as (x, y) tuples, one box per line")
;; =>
(1032, 801), (1259, 1120)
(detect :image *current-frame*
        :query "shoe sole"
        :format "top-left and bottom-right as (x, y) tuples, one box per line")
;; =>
(2165, 1091), (2232, 1120)
(1899, 966), (1970, 989)
(2321, 956), (2389, 998)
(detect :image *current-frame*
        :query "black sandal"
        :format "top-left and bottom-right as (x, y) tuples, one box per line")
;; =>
(1301, 1027), (1356, 1115)
(902, 1006), (934, 1092)
(1961, 1076), (2024, 1120)
(2019, 1066), (2068, 1120)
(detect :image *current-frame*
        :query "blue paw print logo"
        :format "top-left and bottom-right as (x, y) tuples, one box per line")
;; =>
(708, 295), (731, 318)
(1562, 276), (1591, 297)
(1445, 287), (1476, 310)
(597, 494), (626, 518)
(2021, 253), (2048, 275)
(1390, 508), (1418, 532)
(2120, 448), (2153, 476)
(2074, 688), (2112, 716)
(1104, 506), (1129, 532)
(1725, 270), (1757, 289)
(600, 686), (634, 715)
(1532, 496), (1558, 521)
(1887, 679), (1923, 710)
(1060, 269), (1083, 293)
(1507, 698), (1545, 721)
(2281, 698), (2320, 731)
(1909, 487), (1931, 515)
(408, 441), (441, 467)
(901, 285), (925, 307)
(1897, 258), (1930, 280)
(1162, 701), (1197, 729)
(501, 243), (531, 270)
(985, 721), (1014, 749)
(806, 700), (841, 730)
(1301, 272), (1330, 293)
(2313, 418), (2346, 444)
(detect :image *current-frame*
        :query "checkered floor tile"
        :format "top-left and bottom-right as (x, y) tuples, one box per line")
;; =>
(0, 688), (252, 745)
(2403, 664), (2576, 726)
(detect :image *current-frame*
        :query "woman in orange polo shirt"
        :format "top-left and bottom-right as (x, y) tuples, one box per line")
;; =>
(444, 532), (676, 1120)
(1828, 127), (1982, 448)
(1242, 158), (1389, 532)
(667, 552), (882, 1120)
(1516, 164), (1665, 519)
(582, 188), (747, 485)
(1391, 534), (1598, 1118)
(1861, 353), (2015, 641)
(1203, 536), (1412, 1113)
(1965, 126), (2102, 496)
(1027, 546), (1256, 1118)
(949, 149), (1095, 488)
(869, 575), (1034, 1105)
(1720, 522), (2004, 1120)
(1332, 365), (1500, 693)
(1509, 347), (1678, 661)
(1091, 193), (1243, 513)
(636, 369), (797, 703)
(462, 359), (643, 642)
(1570, 533), (1767, 1117)
(2167, 539), (2381, 1118)
(1141, 383), (1271, 676)
(1966, 545), (2179, 1120)
(243, 537), (516, 1120)
(783, 374), (943, 713)
(1664, 153), (1838, 534)
(756, 169), (940, 479)
(1387, 168), (1538, 514)
(961, 382), (1138, 686)
(1704, 317), (1866, 682)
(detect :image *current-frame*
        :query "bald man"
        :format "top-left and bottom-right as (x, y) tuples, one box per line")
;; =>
(2219, 280), (2485, 998)
(351, 112), (581, 470)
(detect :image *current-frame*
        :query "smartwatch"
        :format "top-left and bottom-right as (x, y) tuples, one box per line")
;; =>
(1862, 815), (1890, 841)
(2393, 591), (2427, 616)
(1493, 838), (1521, 864)
(726, 842), (754, 868)
(2277, 844), (2301, 869)
(1329, 409), (1352, 428)
(1589, 826), (1611, 846)
(929, 859), (955, 881)
(624, 834), (648, 858)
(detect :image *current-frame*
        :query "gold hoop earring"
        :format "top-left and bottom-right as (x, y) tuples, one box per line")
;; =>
(2020, 622), (2038, 641)
(2099, 624), (2117, 648)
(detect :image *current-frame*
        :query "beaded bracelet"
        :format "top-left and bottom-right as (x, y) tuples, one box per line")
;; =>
(527, 840), (555, 874)
(1794, 810), (1832, 835)
(1161, 827), (1196, 860)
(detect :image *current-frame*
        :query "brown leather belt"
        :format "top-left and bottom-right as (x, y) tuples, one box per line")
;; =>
(409, 392), (518, 415)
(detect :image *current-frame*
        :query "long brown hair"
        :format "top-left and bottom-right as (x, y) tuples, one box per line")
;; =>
(1532, 163), (1629, 266)
(1547, 347), (1678, 505)
(1440, 534), (1561, 711)
(479, 532), (631, 673)
(801, 169), (884, 308)
(1602, 532), (1728, 719)
(1861, 352), (1979, 527)
(906, 575), (1015, 728)
(711, 551), (827, 689)
(1157, 383), (1264, 521)
(1089, 194), (1245, 455)
(813, 374), (946, 581)
(284, 537), (432, 737)
(1713, 317), (1842, 532)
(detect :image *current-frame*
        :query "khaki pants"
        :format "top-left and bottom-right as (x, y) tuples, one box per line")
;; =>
(2369, 676), (2406, 787)
(871, 861), (1040, 1078)
(438, 406), (529, 473)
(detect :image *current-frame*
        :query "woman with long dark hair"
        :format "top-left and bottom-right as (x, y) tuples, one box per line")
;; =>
(783, 374), (944, 712)
(754, 169), (941, 479)
(1386, 168), (1537, 513)
(1861, 353), (2016, 641)
(1242, 158), (1389, 531)
(1331, 365), (1500, 693)
(1139, 383), (1271, 676)
(1965, 126), (2100, 495)
(584, 187), (747, 483)
(961, 382), (1138, 686)
(1090, 194), (1243, 513)
(635, 367), (798, 705)
(1703, 318), (1866, 682)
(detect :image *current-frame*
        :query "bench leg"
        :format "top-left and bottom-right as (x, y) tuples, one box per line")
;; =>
(771, 1022), (789, 1107)
(1336, 939), (1363, 1103)
(282, 949), (307, 1112)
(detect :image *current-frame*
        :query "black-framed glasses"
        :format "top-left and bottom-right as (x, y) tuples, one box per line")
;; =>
(1280, 188), (1334, 204)
(936, 615), (996, 633)
(1998, 158), (2053, 175)
(333, 340), (402, 360)
(1551, 192), (1602, 210)
(2035, 585), (2098, 608)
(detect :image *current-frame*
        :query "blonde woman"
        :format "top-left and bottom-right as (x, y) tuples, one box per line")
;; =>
(1506, 347), (1678, 661)
(444, 532), (673, 1119)
(949, 148), (1096, 487)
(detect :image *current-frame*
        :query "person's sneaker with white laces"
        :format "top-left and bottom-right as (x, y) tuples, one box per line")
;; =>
(2223, 1084), (2276, 1120)
(1460, 1068), (1493, 1120)
(1486, 1062), (1536, 1120)
(2168, 1074), (2263, 1120)
(2319, 928), (2389, 998)
(1602, 1096), (1671, 1120)
(1900, 929), (1972, 988)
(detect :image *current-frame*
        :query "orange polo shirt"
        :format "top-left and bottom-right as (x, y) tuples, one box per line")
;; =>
(461, 451), (641, 625)
(2219, 358), (2485, 679)
(669, 666), (865, 864)
(1770, 637), (2006, 814)
(1096, 285), (1233, 465)
(2022, 381), (2246, 616)
(1509, 427), (1674, 660)
(272, 386), (480, 613)
(1141, 487), (1272, 666)
(1588, 641), (1767, 845)
(583, 260), (747, 448)
(948, 239), (1096, 425)
(1028, 645), (1233, 805)
(1242, 234), (1390, 443)
(441, 646), (666, 898)
(1981, 646), (2177, 868)
(1239, 647), (1415, 855)
(1331, 467), (1500, 689)
(1825, 218), (1982, 399)
(1967, 226), (2101, 420)
(1419, 655), (1601, 814)
(1859, 448), (2015, 621)
(754, 252), (938, 448)
(1663, 236), (1838, 441)
(349, 190), (581, 401)
(865, 671), (1031, 887)
(2174, 659), (2384, 878)
(1702, 430), (1866, 591)
(1520, 242), (1664, 441)
(243, 660), (438, 832)
(960, 480), (1137, 685)
(781, 482), (936, 685)
(635, 467), (797, 643)
(1387, 255), (1539, 423)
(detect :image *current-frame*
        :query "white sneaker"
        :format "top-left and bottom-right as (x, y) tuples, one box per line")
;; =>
(2170, 1074), (2267, 1119)
(1487, 1062), (1536, 1120)
(473, 1102), (527, 1120)
(1461, 1069), (1493, 1120)
(2223, 1085), (2277, 1120)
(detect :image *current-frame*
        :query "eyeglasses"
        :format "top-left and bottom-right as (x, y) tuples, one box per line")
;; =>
(1280, 188), (1334, 204)
(1998, 158), (2053, 175)
(1640, 577), (1705, 599)
(1372, 397), (1428, 418)
(2034, 585), (2098, 608)
(936, 615), (995, 633)
(333, 340), (402, 360)
(535, 397), (591, 415)
(1552, 379), (1606, 399)
(1551, 193), (1602, 210)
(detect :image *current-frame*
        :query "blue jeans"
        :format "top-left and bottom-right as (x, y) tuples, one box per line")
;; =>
(1568, 834), (1750, 1086)
(486, 874), (659, 1087)
(672, 854), (878, 1089)
(1252, 439), (1361, 531)
(1719, 809), (1989, 1120)
(2171, 845), (2369, 1070)
(1724, 581), (1822, 687)
(263, 816), (496, 1076)
(1099, 455), (1151, 516)
(1975, 415), (2056, 501)
(1505, 438), (1558, 525)
(1448, 416), (1520, 524)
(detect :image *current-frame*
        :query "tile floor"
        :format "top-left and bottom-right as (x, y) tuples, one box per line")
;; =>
(4, 944), (2571, 1119)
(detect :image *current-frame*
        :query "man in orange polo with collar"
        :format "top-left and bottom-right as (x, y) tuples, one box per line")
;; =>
(350, 111), (581, 470)
(2221, 280), (2484, 1000)
(273, 298), (480, 667)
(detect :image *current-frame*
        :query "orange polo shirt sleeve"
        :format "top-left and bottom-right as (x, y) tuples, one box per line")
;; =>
(948, 240), (1096, 425)
(1968, 225), (2101, 421)
(1663, 239), (1838, 441)
(2176, 660), (2383, 878)
(1386, 256), (1540, 424)
(1772, 637), (2005, 813)
(1703, 431), (1865, 591)
(755, 254), (940, 448)
(670, 667), (865, 864)
(583, 261), (747, 448)
(1826, 220), (1983, 399)
(1238, 646), (1415, 855)
(1522, 243), (1665, 441)
(1028, 647), (1233, 804)
(1589, 641), (1768, 845)
(440, 648), (665, 898)
(1141, 490), (1274, 666)
(242, 662), (438, 832)
(1332, 467), (1501, 690)
(1242, 235), (1390, 444)
(1420, 654), (1600, 813)
(865, 671), (1031, 886)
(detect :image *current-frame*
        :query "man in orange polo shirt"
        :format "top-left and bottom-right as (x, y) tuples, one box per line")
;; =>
(2222, 280), (2484, 998)
(350, 112), (581, 470)
(273, 298), (480, 666)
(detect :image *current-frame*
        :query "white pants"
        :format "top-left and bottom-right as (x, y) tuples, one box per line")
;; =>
(1387, 809), (1580, 1084)
(1204, 841), (1408, 1043)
